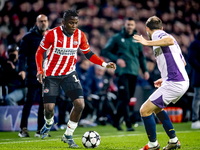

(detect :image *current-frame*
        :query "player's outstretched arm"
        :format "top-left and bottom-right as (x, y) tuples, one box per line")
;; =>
(133, 35), (174, 47)
(83, 50), (116, 70)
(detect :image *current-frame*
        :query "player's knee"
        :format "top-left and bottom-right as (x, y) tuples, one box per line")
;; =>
(74, 98), (85, 112)
(140, 107), (146, 117)
(44, 104), (55, 113)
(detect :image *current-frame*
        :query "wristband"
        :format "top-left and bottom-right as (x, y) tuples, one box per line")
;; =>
(102, 62), (108, 68)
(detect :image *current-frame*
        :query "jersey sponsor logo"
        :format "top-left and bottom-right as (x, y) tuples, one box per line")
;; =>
(154, 47), (163, 57)
(73, 41), (78, 45)
(54, 47), (77, 56)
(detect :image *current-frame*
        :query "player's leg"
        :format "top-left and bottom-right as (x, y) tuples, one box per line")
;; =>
(40, 76), (60, 139)
(66, 97), (84, 134)
(156, 109), (181, 150)
(40, 98), (56, 139)
(140, 99), (160, 150)
(61, 94), (84, 147)
(160, 81), (189, 150)
(60, 72), (84, 147)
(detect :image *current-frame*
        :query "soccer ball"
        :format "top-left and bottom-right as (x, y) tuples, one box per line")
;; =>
(82, 131), (101, 148)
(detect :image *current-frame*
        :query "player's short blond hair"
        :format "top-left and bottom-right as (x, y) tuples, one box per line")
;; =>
(146, 16), (162, 30)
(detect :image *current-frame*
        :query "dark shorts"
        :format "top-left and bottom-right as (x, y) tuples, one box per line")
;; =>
(43, 71), (83, 103)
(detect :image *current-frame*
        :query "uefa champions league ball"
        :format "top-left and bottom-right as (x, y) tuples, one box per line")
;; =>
(82, 131), (101, 148)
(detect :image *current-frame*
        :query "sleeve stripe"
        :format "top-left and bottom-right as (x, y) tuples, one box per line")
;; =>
(40, 45), (48, 51)
(80, 47), (90, 51)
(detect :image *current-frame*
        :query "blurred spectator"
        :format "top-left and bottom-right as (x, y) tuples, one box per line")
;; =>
(188, 32), (200, 129)
(82, 64), (115, 125)
(76, 58), (91, 86)
(2, 44), (27, 106)
(0, 43), (7, 58)
(18, 14), (48, 138)
(102, 17), (149, 131)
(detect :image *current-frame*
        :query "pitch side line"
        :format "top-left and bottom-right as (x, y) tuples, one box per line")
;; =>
(0, 130), (199, 145)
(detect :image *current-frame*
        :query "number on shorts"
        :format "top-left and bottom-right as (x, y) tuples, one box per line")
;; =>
(73, 75), (79, 82)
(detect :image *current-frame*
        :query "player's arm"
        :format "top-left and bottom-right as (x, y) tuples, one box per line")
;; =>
(82, 50), (116, 70)
(35, 30), (53, 84)
(133, 35), (174, 47)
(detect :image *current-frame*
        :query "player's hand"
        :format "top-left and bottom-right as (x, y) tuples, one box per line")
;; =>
(154, 78), (163, 88)
(106, 62), (116, 70)
(19, 71), (26, 80)
(36, 72), (45, 84)
(117, 58), (126, 68)
(133, 35), (148, 46)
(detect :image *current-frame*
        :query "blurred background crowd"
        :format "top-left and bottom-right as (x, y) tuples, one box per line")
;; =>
(0, 0), (200, 127)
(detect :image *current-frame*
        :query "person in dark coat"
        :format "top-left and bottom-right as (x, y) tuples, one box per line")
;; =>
(102, 17), (149, 131)
(188, 32), (200, 129)
(18, 14), (49, 137)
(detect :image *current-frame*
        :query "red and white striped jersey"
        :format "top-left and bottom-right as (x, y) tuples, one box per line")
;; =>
(40, 26), (90, 77)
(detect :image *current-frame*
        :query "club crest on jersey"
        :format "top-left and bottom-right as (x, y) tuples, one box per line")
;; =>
(43, 88), (49, 93)
(73, 41), (78, 45)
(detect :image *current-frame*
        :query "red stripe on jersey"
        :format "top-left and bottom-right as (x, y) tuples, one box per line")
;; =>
(54, 56), (68, 76)
(62, 56), (74, 75)
(46, 49), (53, 67)
(46, 54), (60, 76)
(70, 57), (77, 71)
(67, 36), (71, 47)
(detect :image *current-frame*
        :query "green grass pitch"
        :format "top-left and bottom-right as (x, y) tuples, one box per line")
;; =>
(0, 122), (199, 150)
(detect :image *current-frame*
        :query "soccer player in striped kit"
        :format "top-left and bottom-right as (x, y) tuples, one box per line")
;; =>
(35, 10), (116, 147)
(133, 16), (189, 150)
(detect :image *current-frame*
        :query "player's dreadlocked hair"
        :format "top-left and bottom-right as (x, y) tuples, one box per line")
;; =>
(63, 9), (79, 21)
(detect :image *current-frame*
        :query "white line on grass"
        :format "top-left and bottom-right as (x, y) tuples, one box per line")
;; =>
(0, 130), (199, 145)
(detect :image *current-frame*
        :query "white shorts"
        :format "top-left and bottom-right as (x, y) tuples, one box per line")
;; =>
(149, 80), (189, 108)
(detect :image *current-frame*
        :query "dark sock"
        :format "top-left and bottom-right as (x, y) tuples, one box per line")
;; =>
(142, 114), (157, 142)
(157, 110), (176, 139)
